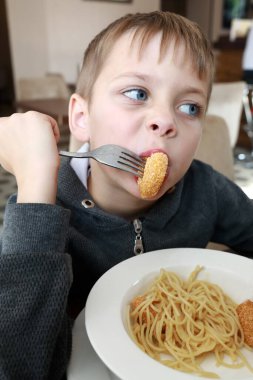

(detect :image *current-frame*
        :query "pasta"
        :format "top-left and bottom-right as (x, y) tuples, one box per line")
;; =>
(127, 266), (253, 378)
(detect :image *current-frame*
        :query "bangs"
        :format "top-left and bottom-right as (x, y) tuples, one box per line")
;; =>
(130, 20), (214, 83)
(76, 11), (214, 101)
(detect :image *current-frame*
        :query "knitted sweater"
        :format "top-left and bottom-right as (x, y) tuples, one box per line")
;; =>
(0, 158), (253, 379)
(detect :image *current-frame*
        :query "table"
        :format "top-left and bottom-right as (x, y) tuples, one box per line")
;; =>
(16, 98), (69, 126)
(67, 307), (119, 380)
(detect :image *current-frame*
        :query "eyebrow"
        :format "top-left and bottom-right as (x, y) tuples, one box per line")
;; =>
(181, 86), (207, 101)
(112, 72), (151, 82)
(184, 86), (205, 97)
(113, 73), (208, 101)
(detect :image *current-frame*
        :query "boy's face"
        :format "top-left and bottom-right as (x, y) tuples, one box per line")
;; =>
(76, 31), (209, 202)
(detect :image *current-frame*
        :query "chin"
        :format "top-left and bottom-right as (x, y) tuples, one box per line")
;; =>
(140, 189), (169, 201)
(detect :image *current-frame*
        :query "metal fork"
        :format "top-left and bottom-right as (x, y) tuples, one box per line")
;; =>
(59, 144), (145, 177)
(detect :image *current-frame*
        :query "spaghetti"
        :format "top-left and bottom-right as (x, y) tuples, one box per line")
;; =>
(127, 266), (253, 378)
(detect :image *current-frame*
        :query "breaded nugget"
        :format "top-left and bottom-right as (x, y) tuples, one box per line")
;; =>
(138, 152), (168, 199)
(236, 299), (253, 347)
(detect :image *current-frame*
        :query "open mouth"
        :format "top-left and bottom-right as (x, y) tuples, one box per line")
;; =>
(140, 148), (168, 159)
(139, 149), (170, 176)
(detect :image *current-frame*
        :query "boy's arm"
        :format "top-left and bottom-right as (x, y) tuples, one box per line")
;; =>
(0, 200), (73, 379)
(0, 112), (73, 378)
(211, 171), (253, 255)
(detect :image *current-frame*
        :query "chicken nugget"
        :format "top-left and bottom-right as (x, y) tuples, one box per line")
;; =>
(236, 299), (253, 347)
(138, 152), (168, 199)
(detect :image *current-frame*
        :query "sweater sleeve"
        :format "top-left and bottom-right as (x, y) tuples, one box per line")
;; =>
(211, 171), (253, 255)
(0, 197), (73, 380)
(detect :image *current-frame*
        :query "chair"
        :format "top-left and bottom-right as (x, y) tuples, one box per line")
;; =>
(230, 18), (253, 41)
(195, 114), (235, 180)
(195, 114), (235, 251)
(207, 81), (246, 148)
(16, 74), (71, 101)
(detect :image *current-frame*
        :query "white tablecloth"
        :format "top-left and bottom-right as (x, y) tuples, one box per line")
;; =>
(67, 307), (120, 380)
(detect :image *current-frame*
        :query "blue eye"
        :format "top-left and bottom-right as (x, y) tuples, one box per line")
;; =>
(179, 104), (200, 116)
(123, 89), (148, 101)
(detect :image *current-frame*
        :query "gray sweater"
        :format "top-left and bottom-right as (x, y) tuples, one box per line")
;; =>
(0, 158), (253, 379)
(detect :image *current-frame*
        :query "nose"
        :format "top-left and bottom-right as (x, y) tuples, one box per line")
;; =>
(146, 108), (177, 138)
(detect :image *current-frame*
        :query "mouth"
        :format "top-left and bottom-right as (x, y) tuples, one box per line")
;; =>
(139, 148), (170, 177)
(140, 148), (169, 160)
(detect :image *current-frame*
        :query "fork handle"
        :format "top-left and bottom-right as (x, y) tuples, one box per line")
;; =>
(59, 150), (89, 158)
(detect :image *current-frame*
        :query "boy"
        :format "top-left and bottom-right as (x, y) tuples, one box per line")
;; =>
(0, 10), (253, 380)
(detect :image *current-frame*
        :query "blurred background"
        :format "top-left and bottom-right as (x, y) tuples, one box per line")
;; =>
(0, 0), (251, 111)
(1, 0), (253, 226)
(1, 0), (253, 138)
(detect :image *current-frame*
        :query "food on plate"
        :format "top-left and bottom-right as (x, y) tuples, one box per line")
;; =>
(236, 299), (253, 347)
(137, 152), (168, 198)
(127, 266), (253, 378)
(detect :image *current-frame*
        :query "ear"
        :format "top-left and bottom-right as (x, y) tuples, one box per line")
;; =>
(68, 93), (91, 142)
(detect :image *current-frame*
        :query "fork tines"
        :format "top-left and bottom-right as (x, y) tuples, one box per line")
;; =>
(118, 151), (145, 176)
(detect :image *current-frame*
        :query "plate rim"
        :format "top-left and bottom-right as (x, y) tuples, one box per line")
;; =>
(85, 248), (253, 380)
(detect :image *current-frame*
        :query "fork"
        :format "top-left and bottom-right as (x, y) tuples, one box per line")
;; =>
(59, 144), (145, 177)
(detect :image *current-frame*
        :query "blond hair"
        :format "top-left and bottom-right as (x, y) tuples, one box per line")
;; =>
(76, 11), (214, 101)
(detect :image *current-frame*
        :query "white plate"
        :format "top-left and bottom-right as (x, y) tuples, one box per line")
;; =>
(85, 248), (253, 380)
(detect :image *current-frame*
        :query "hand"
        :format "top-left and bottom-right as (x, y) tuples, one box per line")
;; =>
(0, 111), (61, 204)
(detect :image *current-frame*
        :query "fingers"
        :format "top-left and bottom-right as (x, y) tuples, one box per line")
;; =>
(0, 111), (61, 180)
(39, 113), (61, 143)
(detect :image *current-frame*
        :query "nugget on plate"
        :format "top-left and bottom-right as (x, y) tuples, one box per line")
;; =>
(236, 299), (253, 347)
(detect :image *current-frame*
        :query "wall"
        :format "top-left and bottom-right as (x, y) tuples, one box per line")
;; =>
(186, 0), (223, 42)
(6, 0), (48, 82)
(212, 0), (223, 42)
(6, 0), (160, 89)
(0, 0), (15, 106)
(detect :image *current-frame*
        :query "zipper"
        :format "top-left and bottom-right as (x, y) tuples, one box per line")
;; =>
(133, 218), (144, 255)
